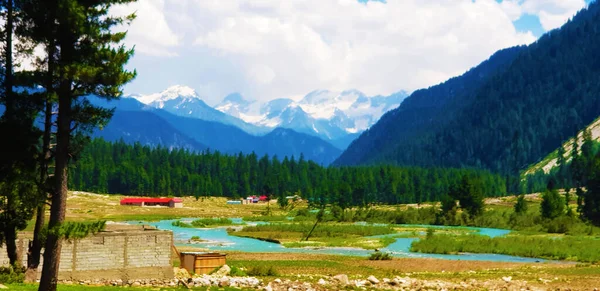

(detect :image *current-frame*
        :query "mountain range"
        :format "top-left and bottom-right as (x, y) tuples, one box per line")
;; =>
(89, 96), (343, 165)
(131, 86), (407, 150)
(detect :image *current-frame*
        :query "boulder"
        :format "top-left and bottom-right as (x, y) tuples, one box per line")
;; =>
(333, 274), (349, 285)
(219, 276), (230, 287)
(214, 264), (231, 277)
(318, 278), (328, 285)
(264, 283), (273, 291)
(367, 275), (380, 285)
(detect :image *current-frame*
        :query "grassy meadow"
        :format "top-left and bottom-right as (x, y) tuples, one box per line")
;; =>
(230, 223), (396, 249)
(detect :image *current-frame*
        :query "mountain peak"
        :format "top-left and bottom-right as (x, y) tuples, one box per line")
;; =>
(223, 92), (248, 104)
(135, 85), (200, 104)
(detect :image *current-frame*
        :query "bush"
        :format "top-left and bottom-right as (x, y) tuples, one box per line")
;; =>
(0, 266), (25, 283)
(246, 265), (279, 276)
(229, 266), (247, 277)
(368, 251), (392, 260)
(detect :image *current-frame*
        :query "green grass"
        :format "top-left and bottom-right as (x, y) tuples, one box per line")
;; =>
(172, 218), (237, 228)
(237, 222), (394, 237)
(410, 233), (600, 263)
(242, 215), (288, 222)
(230, 222), (395, 250)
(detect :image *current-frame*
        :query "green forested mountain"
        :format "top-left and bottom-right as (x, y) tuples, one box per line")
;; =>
(336, 1), (600, 176)
(69, 139), (506, 206)
(335, 45), (524, 166)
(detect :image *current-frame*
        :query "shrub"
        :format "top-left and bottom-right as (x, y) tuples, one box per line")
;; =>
(246, 265), (279, 276)
(0, 266), (25, 283)
(368, 251), (392, 260)
(229, 266), (247, 277)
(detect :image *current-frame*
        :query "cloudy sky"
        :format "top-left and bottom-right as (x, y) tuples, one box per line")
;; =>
(112, 0), (594, 105)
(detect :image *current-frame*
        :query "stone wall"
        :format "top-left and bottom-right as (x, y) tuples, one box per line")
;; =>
(0, 226), (173, 281)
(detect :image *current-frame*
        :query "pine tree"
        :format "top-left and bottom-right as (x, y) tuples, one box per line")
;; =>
(514, 194), (528, 214)
(27, 1), (138, 290)
(0, 0), (43, 268)
(541, 178), (565, 219)
(581, 152), (600, 225)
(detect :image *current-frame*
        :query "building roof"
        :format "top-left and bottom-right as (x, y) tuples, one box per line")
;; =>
(120, 197), (183, 203)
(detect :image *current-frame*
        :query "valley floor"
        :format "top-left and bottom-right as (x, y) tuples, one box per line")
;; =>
(21, 191), (597, 290)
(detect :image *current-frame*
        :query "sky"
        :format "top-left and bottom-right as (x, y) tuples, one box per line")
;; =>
(112, 0), (595, 105)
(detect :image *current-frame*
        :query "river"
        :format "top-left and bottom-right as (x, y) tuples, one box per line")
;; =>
(129, 219), (543, 263)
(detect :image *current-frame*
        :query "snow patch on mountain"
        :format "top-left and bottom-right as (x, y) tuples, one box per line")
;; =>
(135, 85), (200, 105)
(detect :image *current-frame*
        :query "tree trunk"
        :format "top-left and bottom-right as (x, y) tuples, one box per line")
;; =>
(4, 223), (19, 268)
(27, 38), (56, 281)
(2, 0), (19, 269)
(38, 81), (71, 291)
(4, 0), (13, 117)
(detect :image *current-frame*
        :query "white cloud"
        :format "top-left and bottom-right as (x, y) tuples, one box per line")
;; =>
(514, 0), (587, 30)
(118, 0), (585, 103)
(111, 0), (181, 57)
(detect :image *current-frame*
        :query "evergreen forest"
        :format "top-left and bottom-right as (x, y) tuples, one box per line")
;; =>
(69, 139), (507, 207)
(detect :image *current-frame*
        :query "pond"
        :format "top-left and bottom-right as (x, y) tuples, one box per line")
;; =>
(129, 219), (542, 263)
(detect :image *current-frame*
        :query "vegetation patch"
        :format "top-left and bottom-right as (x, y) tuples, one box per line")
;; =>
(230, 223), (395, 250)
(172, 218), (237, 228)
(369, 251), (392, 261)
(411, 233), (600, 263)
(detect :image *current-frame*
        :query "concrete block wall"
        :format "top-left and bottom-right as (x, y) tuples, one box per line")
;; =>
(0, 229), (174, 281)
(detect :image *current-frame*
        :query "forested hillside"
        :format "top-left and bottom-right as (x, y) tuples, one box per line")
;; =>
(69, 139), (507, 206)
(336, 2), (600, 177)
(335, 45), (525, 166)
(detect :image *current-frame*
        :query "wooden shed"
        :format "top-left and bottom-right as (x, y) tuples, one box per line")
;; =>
(179, 252), (227, 275)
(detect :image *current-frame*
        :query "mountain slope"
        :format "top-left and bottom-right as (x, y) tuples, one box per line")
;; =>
(335, 45), (525, 166)
(94, 110), (208, 152)
(336, 1), (600, 174)
(133, 86), (269, 135)
(215, 89), (408, 149)
(524, 117), (600, 175)
(90, 96), (341, 165)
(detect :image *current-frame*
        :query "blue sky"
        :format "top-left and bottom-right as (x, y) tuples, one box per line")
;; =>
(508, 0), (594, 37)
(112, 0), (594, 104)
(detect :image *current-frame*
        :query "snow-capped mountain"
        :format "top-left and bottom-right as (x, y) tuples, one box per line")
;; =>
(130, 86), (268, 135)
(215, 89), (408, 148)
(130, 85), (408, 149)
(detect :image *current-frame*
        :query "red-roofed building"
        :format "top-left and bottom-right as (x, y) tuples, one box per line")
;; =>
(120, 197), (183, 208)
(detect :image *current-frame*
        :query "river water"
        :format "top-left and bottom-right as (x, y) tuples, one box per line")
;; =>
(129, 219), (543, 263)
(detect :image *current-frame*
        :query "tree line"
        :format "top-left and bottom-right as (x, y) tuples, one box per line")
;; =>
(0, 0), (136, 289)
(70, 139), (508, 207)
(523, 129), (600, 226)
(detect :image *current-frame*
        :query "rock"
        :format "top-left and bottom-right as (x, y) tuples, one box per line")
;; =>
(264, 283), (273, 291)
(131, 281), (141, 287)
(219, 277), (230, 287)
(367, 275), (380, 285)
(214, 264), (232, 277)
(383, 278), (390, 284)
(318, 278), (328, 285)
(502, 276), (512, 283)
(193, 277), (211, 286)
(333, 274), (349, 285)
(274, 278), (282, 284)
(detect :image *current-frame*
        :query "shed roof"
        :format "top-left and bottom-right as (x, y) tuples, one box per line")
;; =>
(120, 197), (183, 203)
